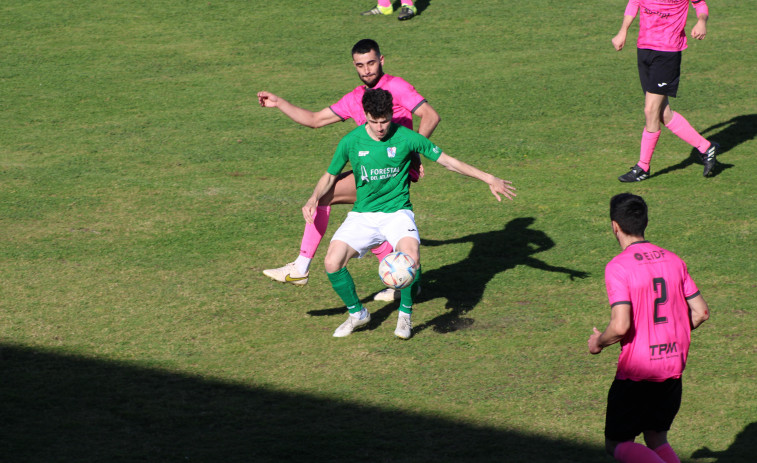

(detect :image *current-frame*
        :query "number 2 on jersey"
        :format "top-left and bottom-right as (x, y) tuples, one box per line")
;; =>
(653, 277), (668, 324)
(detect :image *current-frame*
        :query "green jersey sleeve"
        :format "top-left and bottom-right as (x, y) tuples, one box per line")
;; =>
(327, 135), (351, 176)
(402, 127), (443, 162)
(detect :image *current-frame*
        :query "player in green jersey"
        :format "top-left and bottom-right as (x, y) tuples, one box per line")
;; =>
(304, 89), (516, 339)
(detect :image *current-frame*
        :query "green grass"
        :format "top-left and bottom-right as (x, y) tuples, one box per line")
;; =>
(1, 1), (755, 461)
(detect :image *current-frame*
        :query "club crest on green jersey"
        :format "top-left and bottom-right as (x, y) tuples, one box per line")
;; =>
(387, 147), (397, 158)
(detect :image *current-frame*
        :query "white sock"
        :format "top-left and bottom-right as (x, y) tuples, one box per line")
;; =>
(294, 256), (311, 275)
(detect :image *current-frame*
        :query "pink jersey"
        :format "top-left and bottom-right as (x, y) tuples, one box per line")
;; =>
(329, 74), (426, 129)
(624, 0), (709, 52)
(605, 241), (700, 382)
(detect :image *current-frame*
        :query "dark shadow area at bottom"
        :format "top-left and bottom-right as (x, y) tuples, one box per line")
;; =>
(0, 344), (608, 462)
(2, 344), (752, 462)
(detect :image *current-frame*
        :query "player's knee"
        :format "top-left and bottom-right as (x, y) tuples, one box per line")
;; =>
(644, 105), (659, 122)
(323, 254), (343, 273)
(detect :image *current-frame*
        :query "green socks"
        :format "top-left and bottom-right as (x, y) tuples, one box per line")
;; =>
(399, 265), (421, 314)
(327, 267), (362, 313)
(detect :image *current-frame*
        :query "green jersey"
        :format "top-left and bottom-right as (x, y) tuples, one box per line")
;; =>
(327, 123), (442, 213)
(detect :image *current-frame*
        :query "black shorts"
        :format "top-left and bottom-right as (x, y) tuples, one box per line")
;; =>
(604, 377), (682, 442)
(637, 48), (681, 97)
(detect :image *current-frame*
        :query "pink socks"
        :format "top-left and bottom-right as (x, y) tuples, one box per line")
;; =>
(371, 241), (394, 262)
(665, 111), (710, 154)
(614, 442), (665, 463)
(299, 206), (330, 259)
(653, 443), (681, 463)
(637, 112), (709, 171)
(614, 442), (679, 463)
(638, 129), (661, 171)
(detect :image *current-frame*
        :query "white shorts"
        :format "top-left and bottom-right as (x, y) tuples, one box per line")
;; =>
(331, 210), (420, 258)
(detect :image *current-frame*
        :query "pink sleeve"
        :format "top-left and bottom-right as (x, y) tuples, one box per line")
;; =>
(329, 90), (358, 122)
(692, 0), (709, 17)
(605, 262), (630, 307)
(681, 261), (700, 298)
(624, 0), (639, 17)
(386, 77), (426, 113)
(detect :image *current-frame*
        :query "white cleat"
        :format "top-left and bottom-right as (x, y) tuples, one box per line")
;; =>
(262, 262), (309, 286)
(374, 288), (399, 301)
(333, 310), (371, 337)
(394, 314), (412, 339)
(374, 285), (420, 302)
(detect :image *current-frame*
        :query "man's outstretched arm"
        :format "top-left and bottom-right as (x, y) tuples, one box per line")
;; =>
(435, 153), (516, 202)
(258, 91), (342, 128)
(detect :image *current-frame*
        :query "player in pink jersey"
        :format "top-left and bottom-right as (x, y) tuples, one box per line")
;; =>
(257, 39), (440, 298)
(613, 0), (719, 182)
(588, 193), (710, 463)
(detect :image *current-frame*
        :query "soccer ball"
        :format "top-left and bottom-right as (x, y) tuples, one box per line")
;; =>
(378, 251), (416, 290)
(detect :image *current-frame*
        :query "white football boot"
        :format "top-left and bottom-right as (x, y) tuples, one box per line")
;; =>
(333, 309), (371, 337)
(262, 262), (309, 286)
(373, 288), (399, 301)
(394, 313), (412, 339)
(374, 285), (421, 302)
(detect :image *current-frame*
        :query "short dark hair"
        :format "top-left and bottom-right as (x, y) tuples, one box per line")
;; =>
(352, 39), (381, 56)
(362, 88), (393, 120)
(610, 193), (648, 237)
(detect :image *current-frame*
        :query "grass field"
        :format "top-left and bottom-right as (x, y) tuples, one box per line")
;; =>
(1, 1), (755, 461)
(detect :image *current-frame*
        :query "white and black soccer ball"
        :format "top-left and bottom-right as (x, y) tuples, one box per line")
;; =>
(378, 251), (416, 290)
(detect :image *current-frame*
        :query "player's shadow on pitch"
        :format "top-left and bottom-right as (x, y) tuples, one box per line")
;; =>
(412, 217), (588, 334)
(650, 113), (756, 179)
(691, 421), (757, 462)
(308, 217), (588, 334)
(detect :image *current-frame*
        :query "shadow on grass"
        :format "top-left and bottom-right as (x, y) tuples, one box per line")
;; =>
(414, 217), (589, 333)
(650, 113), (756, 179)
(0, 343), (611, 463)
(691, 421), (757, 462)
(310, 217), (588, 334)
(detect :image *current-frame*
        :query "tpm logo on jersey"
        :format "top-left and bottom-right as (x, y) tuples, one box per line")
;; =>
(359, 151), (369, 157)
(433, 146), (441, 154)
(387, 147), (397, 158)
(361, 166), (369, 182)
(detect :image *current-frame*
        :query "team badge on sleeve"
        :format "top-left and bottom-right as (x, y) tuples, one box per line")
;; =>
(387, 147), (397, 158)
